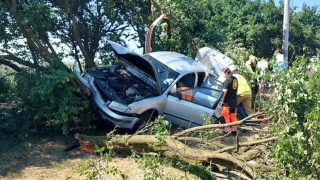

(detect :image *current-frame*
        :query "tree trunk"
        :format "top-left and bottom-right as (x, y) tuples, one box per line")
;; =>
(74, 114), (281, 179)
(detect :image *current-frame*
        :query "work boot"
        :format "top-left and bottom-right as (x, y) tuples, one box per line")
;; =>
(223, 127), (231, 134)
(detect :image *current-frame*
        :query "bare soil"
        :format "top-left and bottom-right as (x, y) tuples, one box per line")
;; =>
(0, 132), (87, 180)
(0, 131), (206, 180)
(0, 127), (259, 180)
(0, 101), (264, 180)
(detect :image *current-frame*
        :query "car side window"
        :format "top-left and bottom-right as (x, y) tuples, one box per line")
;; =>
(201, 75), (223, 90)
(192, 88), (221, 108)
(179, 89), (194, 101)
(171, 87), (222, 109)
(170, 88), (194, 101)
(197, 72), (206, 87)
(176, 73), (196, 91)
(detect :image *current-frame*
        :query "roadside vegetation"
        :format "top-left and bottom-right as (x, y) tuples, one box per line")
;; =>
(0, 0), (320, 179)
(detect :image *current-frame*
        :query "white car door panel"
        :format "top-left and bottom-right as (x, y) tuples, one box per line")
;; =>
(163, 95), (214, 128)
(163, 87), (222, 128)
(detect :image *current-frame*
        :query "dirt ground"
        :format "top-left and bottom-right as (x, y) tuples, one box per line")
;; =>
(0, 102), (263, 180)
(0, 132), (86, 180)
(0, 130), (207, 180)
(0, 126), (260, 180)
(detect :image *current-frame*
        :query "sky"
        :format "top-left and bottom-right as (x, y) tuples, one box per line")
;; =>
(277, 0), (319, 11)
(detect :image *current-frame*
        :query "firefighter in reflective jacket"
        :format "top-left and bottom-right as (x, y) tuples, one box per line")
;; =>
(228, 64), (252, 116)
(245, 54), (259, 95)
(220, 67), (238, 133)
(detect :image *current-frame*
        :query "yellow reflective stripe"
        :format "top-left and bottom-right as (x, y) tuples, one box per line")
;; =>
(233, 74), (251, 95)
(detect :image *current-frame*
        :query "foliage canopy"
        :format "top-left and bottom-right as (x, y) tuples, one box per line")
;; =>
(0, 0), (320, 178)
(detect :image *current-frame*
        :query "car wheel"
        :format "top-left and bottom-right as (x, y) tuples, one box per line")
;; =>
(133, 112), (155, 132)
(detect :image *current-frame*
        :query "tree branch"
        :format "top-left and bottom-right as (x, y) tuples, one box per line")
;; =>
(0, 49), (47, 71)
(214, 136), (278, 153)
(0, 59), (21, 72)
(7, 0), (56, 63)
(75, 133), (255, 178)
(173, 113), (265, 137)
(42, 32), (58, 57)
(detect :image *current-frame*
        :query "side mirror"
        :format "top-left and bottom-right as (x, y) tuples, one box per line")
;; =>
(176, 92), (182, 100)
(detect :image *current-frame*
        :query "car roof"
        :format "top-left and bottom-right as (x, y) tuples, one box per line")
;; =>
(147, 51), (206, 74)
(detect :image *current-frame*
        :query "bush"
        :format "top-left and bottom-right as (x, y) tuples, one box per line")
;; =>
(12, 68), (94, 134)
(267, 56), (320, 179)
(0, 65), (14, 94)
(0, 77), (10, 94)
(223, 43), (256, 83)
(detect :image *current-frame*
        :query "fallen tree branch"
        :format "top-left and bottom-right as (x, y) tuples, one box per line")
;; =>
(246, 115), (274, 122)
(160, 137), (255, 178)
(240, 126), (269, 132)
(236, 145), (268, 161)
(176, 136), (206, 143)
(214, 136), (278, 153)
(74, 112), (277, 179)
(75, 133), (255, 178)
(173, 113), (264, 137)
(247, 161), (286, 174)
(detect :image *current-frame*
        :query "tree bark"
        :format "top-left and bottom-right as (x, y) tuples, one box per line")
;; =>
(0, 50), (47, 71)
(0, 59), (21, 72)
(73, 113), (280, 179)
(75, 133), (255, 178)
(74, 114), (278, 179)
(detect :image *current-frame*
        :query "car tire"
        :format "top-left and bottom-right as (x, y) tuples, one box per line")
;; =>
(132, 112), (155, 132)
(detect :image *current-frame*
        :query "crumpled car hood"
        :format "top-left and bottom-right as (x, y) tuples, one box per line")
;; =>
(108, 41), (160, 95)
(195, 47), (234, 77)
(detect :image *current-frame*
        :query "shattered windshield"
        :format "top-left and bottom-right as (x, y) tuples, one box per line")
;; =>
(143, 54), (180, 94)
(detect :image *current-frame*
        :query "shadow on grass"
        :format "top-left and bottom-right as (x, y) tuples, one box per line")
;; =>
(0, 116), (140, 178)
(0, 116), (119, 178)
(0, 131), (89, 177)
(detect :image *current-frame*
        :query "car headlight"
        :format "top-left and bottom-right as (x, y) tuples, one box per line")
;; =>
(108, 101), (131, 113)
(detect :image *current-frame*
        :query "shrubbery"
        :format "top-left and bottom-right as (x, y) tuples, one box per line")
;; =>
(0, 77), (11, 94)
(0, 65), (14, 94)
(10, 68), (95, 134)
(267, 57), (320, 179)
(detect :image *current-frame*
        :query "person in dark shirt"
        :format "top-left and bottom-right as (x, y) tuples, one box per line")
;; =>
(220, 67), (238, 133)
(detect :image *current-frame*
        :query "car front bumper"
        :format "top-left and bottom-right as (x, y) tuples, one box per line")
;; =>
(87, 82), (140, 129)
(73, 63), (139, 129)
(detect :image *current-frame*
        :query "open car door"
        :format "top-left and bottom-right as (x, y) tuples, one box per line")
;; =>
(195, 47), (234, 77)
(163, 76), (223, 128)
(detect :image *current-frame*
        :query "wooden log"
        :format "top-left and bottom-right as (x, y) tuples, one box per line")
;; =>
(214, 137), (278, 153)
(75, 133), (255, 178)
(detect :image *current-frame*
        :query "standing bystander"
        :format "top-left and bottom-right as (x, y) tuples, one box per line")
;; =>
(257, 59), (269, 95)
(245, 54), (259, 95)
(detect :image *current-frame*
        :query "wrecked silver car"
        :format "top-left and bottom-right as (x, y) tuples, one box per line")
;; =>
(73, 41), (224, 131)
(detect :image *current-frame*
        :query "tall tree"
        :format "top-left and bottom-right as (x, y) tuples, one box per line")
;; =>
(0, 0), (130, 72)
(290, 4), (320, 59)
(0, 0), (319, 72)
(208, 0), (283, 58)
